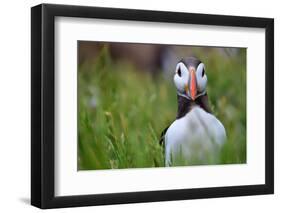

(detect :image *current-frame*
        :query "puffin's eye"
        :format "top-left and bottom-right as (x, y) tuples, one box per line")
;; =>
(202, 68), (205, 77)
(177, 68), (182, 77)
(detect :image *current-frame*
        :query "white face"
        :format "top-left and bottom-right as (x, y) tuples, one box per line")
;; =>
(173, 62), (207, 100)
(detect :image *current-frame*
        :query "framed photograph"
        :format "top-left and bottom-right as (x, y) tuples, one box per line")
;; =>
(31, 3), (274, 209)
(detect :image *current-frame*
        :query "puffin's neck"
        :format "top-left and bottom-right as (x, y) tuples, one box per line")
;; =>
(176, 93), (212, 119)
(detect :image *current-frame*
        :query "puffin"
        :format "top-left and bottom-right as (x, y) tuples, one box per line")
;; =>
(160, 57), (226, 166)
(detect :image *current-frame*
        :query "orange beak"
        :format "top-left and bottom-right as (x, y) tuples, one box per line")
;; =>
(190, 68), (197, 100)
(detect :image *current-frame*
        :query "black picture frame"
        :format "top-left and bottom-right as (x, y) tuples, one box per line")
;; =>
(31, 3), (274, 209)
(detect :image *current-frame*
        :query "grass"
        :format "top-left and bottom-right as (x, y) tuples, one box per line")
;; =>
(78, 46), (246, 170)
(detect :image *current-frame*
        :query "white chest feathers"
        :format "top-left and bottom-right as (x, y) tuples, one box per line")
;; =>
(165, 107), (226, 166)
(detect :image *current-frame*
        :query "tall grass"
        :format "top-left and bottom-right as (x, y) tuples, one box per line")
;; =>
(78, 46), (246, 170)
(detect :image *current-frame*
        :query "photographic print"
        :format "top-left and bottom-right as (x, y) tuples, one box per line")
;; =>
(31, 4), (273, 208)
(78, 41), (246, 170)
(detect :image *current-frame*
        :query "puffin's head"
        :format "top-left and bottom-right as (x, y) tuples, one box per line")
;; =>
(173, 57), (207, 101)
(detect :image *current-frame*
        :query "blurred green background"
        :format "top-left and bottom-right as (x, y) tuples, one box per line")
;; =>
(78, 41), (246, 170)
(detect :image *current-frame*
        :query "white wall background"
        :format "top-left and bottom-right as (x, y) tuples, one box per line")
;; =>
(0, 0), (279, 212)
